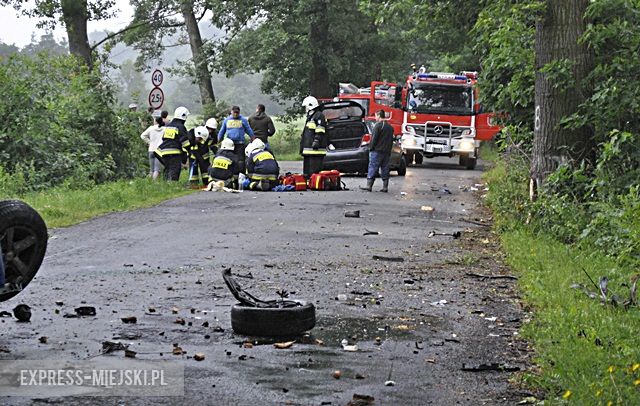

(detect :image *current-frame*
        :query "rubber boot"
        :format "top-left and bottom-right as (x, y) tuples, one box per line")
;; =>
(380, 179), (389, 193)
(360, 178), (374, 192)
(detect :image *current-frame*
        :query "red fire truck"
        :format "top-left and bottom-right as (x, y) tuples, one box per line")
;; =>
(339, 71), (501, 169)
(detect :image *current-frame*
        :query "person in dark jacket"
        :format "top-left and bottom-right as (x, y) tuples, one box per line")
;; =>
(217, 106), (254, 174)
(299, 96), (327, 176)
(208, 138), (240, 188)
(248, 104), (276, 147)
(245, 139), (279, 191)
(361, 110), (395, 192)
(155, 106), (191, 181)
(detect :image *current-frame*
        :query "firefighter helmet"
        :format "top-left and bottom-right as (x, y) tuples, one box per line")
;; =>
(302, 96), (319, 112)
(205, 118), (218, 130)
(245, 139), (265, 156)
(194, 126), (208, 140)
(174, 106), (190, 120)
(220, 138), (234, 151)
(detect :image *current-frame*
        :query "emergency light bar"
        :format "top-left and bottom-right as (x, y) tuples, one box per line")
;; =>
(416, 73), (468, 81)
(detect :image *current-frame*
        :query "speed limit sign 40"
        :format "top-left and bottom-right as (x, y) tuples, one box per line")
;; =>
(148, 87), (164, 109)
(151, 69), (164, 87)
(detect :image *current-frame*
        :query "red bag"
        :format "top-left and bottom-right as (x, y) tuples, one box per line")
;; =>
(280, 173), (307, 191)
(309, 170), (343, 191)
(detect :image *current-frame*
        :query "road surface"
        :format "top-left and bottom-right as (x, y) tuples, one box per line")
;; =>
(0, 158), (529, 405)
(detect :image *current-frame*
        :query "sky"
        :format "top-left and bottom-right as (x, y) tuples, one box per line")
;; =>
(0, 0), (134, 47)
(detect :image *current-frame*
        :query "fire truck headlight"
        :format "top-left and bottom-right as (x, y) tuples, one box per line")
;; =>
(461, 128), (475, 137)
(459, 140), (475, 151)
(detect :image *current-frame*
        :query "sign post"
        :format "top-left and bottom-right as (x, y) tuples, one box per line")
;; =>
(149, 69), (164, 110)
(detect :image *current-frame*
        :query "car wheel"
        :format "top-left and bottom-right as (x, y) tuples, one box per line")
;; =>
(231, 300), (316, 337)
(405, 151), (413, 166)
(397, 156), (407, 176)
(0, 200), (48, 301)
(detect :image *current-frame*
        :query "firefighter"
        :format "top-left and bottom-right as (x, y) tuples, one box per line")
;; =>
(155, 106), (191, 181)
(299, 96), (327, 177)
(208, 138), (240, 188)
(217, 106), (254, 174)
(205, 118), (218, 153)
(188, 126), (215, 187)
(245, 139), (280, 191)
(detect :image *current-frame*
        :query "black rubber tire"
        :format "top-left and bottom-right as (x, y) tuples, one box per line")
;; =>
(231, 300), (316, 337)
(405, 151), (414, 166)
(0, 200), (48, 301)
(465, 156), (477, 170)
(459, 154), (468, 167)
(414, 153), (423, 165)
(397, 156), (407, 176)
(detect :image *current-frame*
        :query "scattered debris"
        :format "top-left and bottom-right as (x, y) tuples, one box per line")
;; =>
(421, 206), (434, 212)
(0, 346), (9, 353)
(372, 255), (404, 262)
(347, 394), (375, 406)
(363, 230), (380, 236)
(194, 353), (205, 361)
(102, 341), (129, 354)
(124, 349), (137, 358)
(428, 231), (461, 239)
(332, 370), (341, 379)
(13, 304), (32, 322)
(426, 358), (436, 364)
(55, 301), (64, 306)
(345, 210), (361, 218)
(384, 380), (396, 386)
(121, 316), (137, 324)
(461, 363), (520, 372)
(429, 300), (448, 307)
(38, 336), (48, 344)
(75, 306), (96, 316)
(235, 272), (254, 279)
(341, 339), (359, 352)
(460, 218), (492, 227)
(355, 373), (366, 380)
(171, 307), (179, 314)
(0, 310), (12, 318)
(465, 272), (518, 281)
(174, 318), (186, 325)
(337, 294), (348, 301)
(274, 341), (295, 349)
(172, 345), (185, 355)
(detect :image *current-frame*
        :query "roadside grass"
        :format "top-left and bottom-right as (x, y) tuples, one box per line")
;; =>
(271, 116), (305, 161)
(9, 176), (193, 228)
(484, 160), (640, 404)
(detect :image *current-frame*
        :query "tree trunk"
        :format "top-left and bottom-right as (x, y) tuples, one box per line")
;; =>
(531, 0), (594, 195)
(308, 0), (333, 98)
(60, 0), (92, 67)
(180, 2), (216, 106)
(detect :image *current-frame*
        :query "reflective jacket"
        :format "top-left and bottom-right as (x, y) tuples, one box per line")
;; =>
(300, 110), (327, 156)
(209, 149), (240, 181)
(156, 119), (190, 160)
(217, 115), (254, 144)
(189, 138), (216, 162)
(246, 149), (279, 181)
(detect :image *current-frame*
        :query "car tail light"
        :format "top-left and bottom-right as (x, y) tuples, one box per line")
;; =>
(361, 133), (371, 146)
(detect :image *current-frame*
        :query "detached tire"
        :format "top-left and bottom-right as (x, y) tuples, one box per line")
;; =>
(0, 200), (48, 301)
(397, 156), (407, 176)
(231, 300), (316, 337)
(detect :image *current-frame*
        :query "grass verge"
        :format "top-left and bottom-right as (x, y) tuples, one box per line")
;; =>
(8, 178), (193, 228)
(484, 158), (640, 404)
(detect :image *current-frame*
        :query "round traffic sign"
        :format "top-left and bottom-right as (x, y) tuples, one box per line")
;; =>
(148, 87), (165, 109)
(151, 69), (163, 87)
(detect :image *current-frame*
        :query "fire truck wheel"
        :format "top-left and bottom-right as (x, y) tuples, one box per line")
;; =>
(231, 300), (316, 337)
(0, 200), (48, 302)
(405, 151), (414, 166)
(414, 153), (423, 165)
(465, 157), (477, 170)
(397, 156), (407, 176)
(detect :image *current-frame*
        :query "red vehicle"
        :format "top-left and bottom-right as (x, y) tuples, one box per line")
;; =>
(341, 72), (502, 169)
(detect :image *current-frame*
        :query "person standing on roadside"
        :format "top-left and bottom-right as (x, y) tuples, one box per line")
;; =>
(361, 110), (394, 192)
(217, 106), (254, 174)
(248, 104), (276, 149)
(140, 110), (168, 180)
(155, 106), (191, 181)
(299, 96), (327, 176)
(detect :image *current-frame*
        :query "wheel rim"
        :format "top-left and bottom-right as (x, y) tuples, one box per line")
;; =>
(1, 225), (39, 286)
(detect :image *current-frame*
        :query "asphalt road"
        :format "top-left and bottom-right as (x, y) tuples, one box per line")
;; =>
(0, 157), (529, 405)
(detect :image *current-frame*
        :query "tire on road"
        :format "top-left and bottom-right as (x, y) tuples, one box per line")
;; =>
(397, 156), (407, 176)
(231, 300), (316, 337)
(414, 152), (423, 165)
(0, 200), (48, 301)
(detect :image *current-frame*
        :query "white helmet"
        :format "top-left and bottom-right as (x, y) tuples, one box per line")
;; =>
(174, 106), (190, 121)
(205, 117), (218, 130)
(245, 139), (265, 156)
(220, 138), (234, 151)
(194, 126), (208, 140)
(302, 96), (319, 112)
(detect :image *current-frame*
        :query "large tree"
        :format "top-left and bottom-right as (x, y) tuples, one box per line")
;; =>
(530, 0), (594, 194)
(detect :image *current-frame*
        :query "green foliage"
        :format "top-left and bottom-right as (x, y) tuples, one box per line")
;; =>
(269, 117), (305, 161)
(0, 52), (147, 192)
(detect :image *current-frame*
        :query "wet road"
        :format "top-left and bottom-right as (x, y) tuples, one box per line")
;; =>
(0, 158), (528, 405)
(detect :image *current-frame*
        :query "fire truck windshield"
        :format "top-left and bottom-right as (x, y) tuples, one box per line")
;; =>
(408, 84), (472, 115)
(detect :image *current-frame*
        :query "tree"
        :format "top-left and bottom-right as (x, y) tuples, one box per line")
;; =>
(2, 0), (116, 67)
(530, 0), (594, 195)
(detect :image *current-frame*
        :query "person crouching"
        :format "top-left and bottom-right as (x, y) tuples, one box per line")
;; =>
(245, 139), (279, 191)
(208, 138), (240, 189)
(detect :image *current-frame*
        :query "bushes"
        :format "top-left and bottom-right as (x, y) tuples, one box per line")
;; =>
(0, 52), (147, 193)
